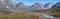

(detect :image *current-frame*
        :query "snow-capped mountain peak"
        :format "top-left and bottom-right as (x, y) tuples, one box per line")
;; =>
(44, 2), (53, 9)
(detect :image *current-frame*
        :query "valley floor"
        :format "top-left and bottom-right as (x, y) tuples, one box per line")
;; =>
(0, 12), (60, 19)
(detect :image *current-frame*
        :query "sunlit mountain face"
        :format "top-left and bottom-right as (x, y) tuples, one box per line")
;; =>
(4, 0), (17, 10)
(0, 0), (17, 11)
(0, 0), (7, 11)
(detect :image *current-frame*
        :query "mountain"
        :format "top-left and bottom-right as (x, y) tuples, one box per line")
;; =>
(4, 0), (17, 11)
(50, 2), (60, 12)
(0, 0), (9, 11)
(29, 3), (43, 10)
(44, 2), (53, 9)
(16, 2), (27, 9)
(50, 2), (60, 17)
(29, 3), (53, 13)
(16, 2), (28, 11)
(51, 2), (60, 9)
(0, 0), (17, 11)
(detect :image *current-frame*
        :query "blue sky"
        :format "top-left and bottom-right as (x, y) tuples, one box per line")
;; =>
(13, 0), (60, 6)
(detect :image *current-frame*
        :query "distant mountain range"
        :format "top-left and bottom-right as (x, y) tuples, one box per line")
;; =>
(0, 0), (60, 12)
